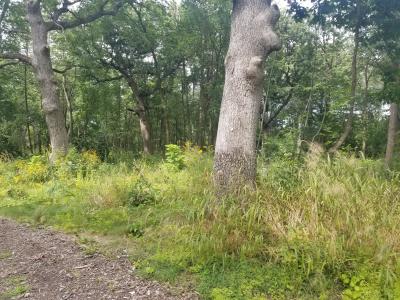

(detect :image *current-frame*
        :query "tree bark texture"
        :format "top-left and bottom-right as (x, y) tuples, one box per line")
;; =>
(385, 103), (399, 167)
(127, 79), (152, 155)
(26, 0), (68, 161)
(214, 0), (280, 189)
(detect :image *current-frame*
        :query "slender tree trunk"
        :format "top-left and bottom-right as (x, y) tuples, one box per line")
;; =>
(62, 74), (74, 139)
(385, 103), (399, 167)
(0, 0), (10, 44)
(127, 79), (152, 155)
(214, 0), (281, 189)
(296, 120), (303, 156)
(37, 127), (42, 153)
(199, 83), (211, 147)
(160, 90), (170, 150)
(26, 1), (68, 162)
(361, 63), (370, 156)
(181, 60), (188, 141)
(24, 64), (33, 154)
(329, 10), (360, 153)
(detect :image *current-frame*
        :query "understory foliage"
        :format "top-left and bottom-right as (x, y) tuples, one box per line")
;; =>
(1, 147), (400, 299)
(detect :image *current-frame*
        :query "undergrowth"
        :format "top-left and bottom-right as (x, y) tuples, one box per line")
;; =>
(1, 145), (400, 299)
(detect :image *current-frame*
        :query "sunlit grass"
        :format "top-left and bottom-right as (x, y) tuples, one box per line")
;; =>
(1, 147), (400, 299)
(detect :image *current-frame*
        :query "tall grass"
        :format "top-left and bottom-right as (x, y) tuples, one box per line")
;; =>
(1, 147), (400, 299)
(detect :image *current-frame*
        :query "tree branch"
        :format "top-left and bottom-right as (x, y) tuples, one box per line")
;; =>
(0, 53), (32, 65)
(263, 90), (293, 129)
(53, 65), (77, 74)
(51, 0), (81, 22)
(46, 0), (125, 31)
(91, 74), (124, 84)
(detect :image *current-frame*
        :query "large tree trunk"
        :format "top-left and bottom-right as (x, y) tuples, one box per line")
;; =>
(385, 103), (399, 167)
(138, 101), (152, 155)
(329, 5), (360, 154)
(26, 1), (68, 162)
(214, 0), (280, 190)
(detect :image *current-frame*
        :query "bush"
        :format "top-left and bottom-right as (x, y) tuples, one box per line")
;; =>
(14, 155), (50, 183)
(125, 177), (156, 207)
(165, 144), (185, 170)
(55, 148), (100, 179)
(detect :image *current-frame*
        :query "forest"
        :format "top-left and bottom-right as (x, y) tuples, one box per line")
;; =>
(0, 0), (399, 299)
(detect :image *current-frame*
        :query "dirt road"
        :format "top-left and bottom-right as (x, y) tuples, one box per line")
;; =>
(0, 219), (197, 300)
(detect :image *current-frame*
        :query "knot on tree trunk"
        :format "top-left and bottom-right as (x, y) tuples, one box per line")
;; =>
(42, 101), (60, 114)
(246, 56), (264, 83)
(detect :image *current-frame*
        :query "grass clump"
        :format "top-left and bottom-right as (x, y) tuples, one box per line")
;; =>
(0, 251), (12, 260)
(0, 275), (29, 299)
(1, 146), (400, 299)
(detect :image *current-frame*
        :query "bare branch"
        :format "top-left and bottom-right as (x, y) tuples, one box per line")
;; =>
(263, 90), (293, 129)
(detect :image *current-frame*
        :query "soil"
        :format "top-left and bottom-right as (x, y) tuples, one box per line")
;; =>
(0, 218), (198, 300)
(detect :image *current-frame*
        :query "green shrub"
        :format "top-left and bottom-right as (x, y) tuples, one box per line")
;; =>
(125, 177), (156, 207)
(165, 144), (185, 170)
(55, 148), (100, 179)
(14, 155), (50, 183)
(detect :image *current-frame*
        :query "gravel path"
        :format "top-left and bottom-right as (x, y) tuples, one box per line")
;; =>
(0, 219), (198, 300)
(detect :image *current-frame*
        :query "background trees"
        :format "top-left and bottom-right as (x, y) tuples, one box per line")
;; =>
(1, 2), (400, 298)
(0, 0), (398, 167)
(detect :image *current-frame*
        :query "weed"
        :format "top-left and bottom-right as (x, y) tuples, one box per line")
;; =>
(0, 251), (12, 260)
(0, 275), (29, 299)
(79, 237), (99, 256)
(165, 144), (185, 170)
(1, 150), (400, 298)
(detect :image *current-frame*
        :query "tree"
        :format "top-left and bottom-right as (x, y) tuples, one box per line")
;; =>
(369, 0), (400, 166)
(1, 0), (123, 161)
(71, 1), (182, 155)
(385, 103), (399, 167)
(214, 0), (281, 190)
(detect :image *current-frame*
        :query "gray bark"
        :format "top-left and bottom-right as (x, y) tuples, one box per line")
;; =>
(24, 63), (33, 154)
(22, 0), (124, 161)
(385, 103), (399, 167)
(214, 0), (281, 189)
(62, 74), (73, 138)
(361, 63), (371, 156)
(127, 79), (152, 155)
(138, 101), (152, 156)
(26, 0), (68, 162)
